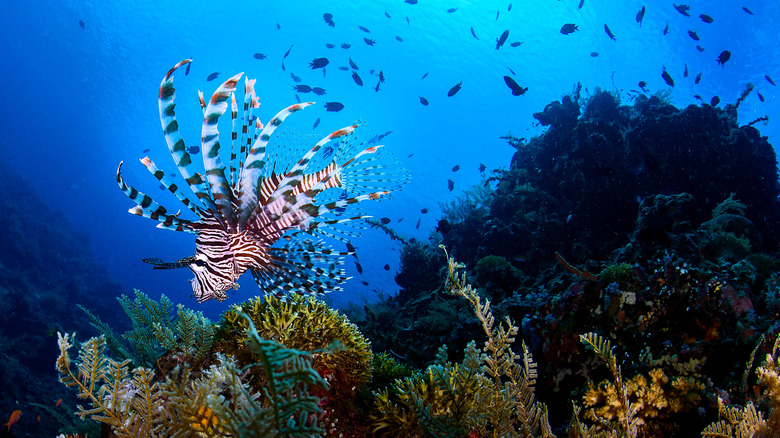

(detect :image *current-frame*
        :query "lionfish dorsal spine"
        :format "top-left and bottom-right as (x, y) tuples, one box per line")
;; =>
(201, 72), (244, 231)
(158, 59), (218, 215)
(237, 102), (313, 230)
(139, 156), (203, 217)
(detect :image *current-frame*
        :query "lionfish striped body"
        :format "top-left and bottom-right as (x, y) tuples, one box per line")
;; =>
(117, 59), (407, 302)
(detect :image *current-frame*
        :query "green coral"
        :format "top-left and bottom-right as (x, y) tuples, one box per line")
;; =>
(218, 294), (372, 389)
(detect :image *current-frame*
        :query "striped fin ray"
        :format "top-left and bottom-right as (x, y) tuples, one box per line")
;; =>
(139, 157), (203, 216)
(116, 162), (196, 233)
(235, 77), (260, 186)
(237, 102), (313, 229)
(158, 59), (217, 215)
(229, 92), (239, 186)
(201, 72), (243, 231)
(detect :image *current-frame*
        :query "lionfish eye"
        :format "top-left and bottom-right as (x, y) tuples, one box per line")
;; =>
(190, 254), (208, 272)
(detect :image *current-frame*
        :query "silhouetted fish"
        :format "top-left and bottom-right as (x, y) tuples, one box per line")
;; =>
(662, 68), (675, 86)
(358, 25), (370, 33)
(385, 9), (391, 18)
(325, 43), (336, 49)
(395, 36), (404, 42)
(504, 76), (528, 95)
(638, 81), (648, 92)
(323, 13), (335, 27)
(253, 53), (267, 59)
(355, 261), (363, 274)
(560, 23), (578, 34)
(508, 3), (512, 11)
(766, 75), (776, 86)
(341, 43), (351, 49)
(349, 58), (359, 70)
(310, 57), (329, 69)
(696, 45), (705, 52)
(207, 72), (220, 81)
(79, 19), (85, 29)
(636, 6), (646, 26)
(380, 217), (391, 224)
(674, 4), (690, 16)
(415, 218), (421, 229)
(495, 10), (500, 21)
(742, 6), (754, 15)
(364, 38), (376, 46)
(281, 61), (285, 71)
(405, 0), (417, 3)
(591, 52), (599, 57)
(324, 102), (345, 112)
(185, 59), (192, 75)
(684, 64), (688, 77)
(283, 44), (293, 59)
(293, 84), (312, 93)
(448, 81), (463, 97)
(507, 66), (517, 75)
(700, 14), (713, 23)
(186, 145), (200, 154)
(695, 72), (702, 84)
(510, 41), (523, 47)
(711, 96), (720, 105)
(470, 26), (479, 39)
(291, 72), (302, 82)
(312, 87), (327, 95)
(496, 30), (509, 49)
(447, 179), (454, 191)
(421, 208), (429, 214)
(384, 264), (390, 271)
(447, 8), (457, 13)
(420, 96), (429, 105)
(338, 66), (349, 71)
(142, 148), (151, 153)
(479, 163), (487, 172)
(757, 90), (765, 102)
(716, 51), (731, 66)
(362, 280), (369, 286)
(352, 71), (363, 86)
(276, 23), (281, 29)
(688, 30), (699, 41)
(578, 0), (585, 8)
(421, 72), (429, 79)
(313, 118), (320, 129)
(604, 24), (616, 40)
(663, 22), (669, 35)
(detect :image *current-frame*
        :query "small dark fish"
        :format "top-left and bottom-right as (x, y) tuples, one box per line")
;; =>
(415, 218), (421, 229)
(663, 21), (669, 35)
(447, 81), (463, 97)
(479, 163), (487, 172)
(142, 148), (151, 153)
(694, 94), (703, 101)
(470, 26), (479, 39)
(322, 68), (327, 78)
(159, 184), (166, 190)
(384, 264), (390, 271)
(79, 19), (85, 29)
(276, 23), (281, 30)
(313, 118), (321, 129)
(338, 66), (349, 71)
(421, 72), (429, 79)
(421, 208), (429, 214)
(355, 261), (363, 274)
(283, 44), (293, 59)
(379, 71), (385, 83)
(684, 64), (689, 77)
(510, 41), (523, 47)
(636, 6), (646, 26)
(325, 43), (336, 49)
(346, 241), (356, 255)
(367, 131), (393, 145)
(507, 66), (516, 75)
(496, 30), (509, 50)
(560, 23), (578, 35)
(312, 87), (327, 95)
(578, 0), (585, 8)
(375, 79), (381, 92)
(508, 3), (512, 11)
(700, 14), (714, 23)
(695, 72), (702, 84)
(688, 30), (699, 41)
(294, 94), (301, 103)
(604, 24), (616, 40)
(447, 7), (457, 13)
(503, 75), (528, 96)
(406, 17), (410, 25)
(436, 219), (452, 234)
(405, 0), (417, 3)
(395, 35), (404, 42)
(341, 43), (351, 49)
(293, 84), (312, 93)
(364, 38), (376, 46)
(590, 52), (599, 57)
(766, 75), (776, 86)
(447, 179), (454, 191)
(420, 96), (429, 106)
(662, 68), (674, 87)
(385, 9), (391, 18)
(186, 145), (200, 154)
(323, 13), (335, 27)
(352, 71), (363, 86)
(716, 50), (731, 66)
(742, 6), (754, 15)
(253, 53), (267, 59)
(711, 96), (720, 106)
(310, 57), (329, 69)
(322, 145), (334, 158)
(361, 280), (369, 286)
(696, 45), (705, 52)
(324, 102), (345, 112)
(452, 165), (460, 172)
(674, 4), (691, 17)
(495, 10), (500, 21)
(757, 90), (765, 102)
(380, 217), (391, 224)
(185, 60), (192, 76)
(207, 72), (220, 81)
(638, 81), (648, 92)
(349, 58), (359, 70)
(398, 218), (404, 222)
(281, 61), (286, 71)
(358, 25), (371, 33)
(291, 72), (302, 82)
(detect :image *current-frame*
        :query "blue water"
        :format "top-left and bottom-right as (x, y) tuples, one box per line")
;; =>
(1, 0), (778, 318)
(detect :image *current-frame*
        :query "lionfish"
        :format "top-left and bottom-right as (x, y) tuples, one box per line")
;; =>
(117, 59), (408, 303)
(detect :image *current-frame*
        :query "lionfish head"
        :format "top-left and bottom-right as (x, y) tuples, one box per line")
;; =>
(188, 236), (239, 303)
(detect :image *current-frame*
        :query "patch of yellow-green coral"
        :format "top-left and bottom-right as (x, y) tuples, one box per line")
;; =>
(599, 262), (638, 288)
(218, 294), (372, 388)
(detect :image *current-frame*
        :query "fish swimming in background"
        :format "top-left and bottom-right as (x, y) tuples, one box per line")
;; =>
(310, 57), (329, 69)
(448, 81), (463, 97)
(312, 87), (327, 95)
(253, 53), (267, 60)
(79, 20), (86, 29)
(364, 38), (376, 46)
(117, 60), (408, 302)
(496, 30), (509, 49)
(5, 410), (21, 431)
(604, 24), (616, 40)
(695, 72), (702, 84)
(766, 75), (776, 86)
(313, 118), (321, 129)
(323, 13), (335, 27)
(700, 14), (714, 23)
(636, 6), (646, 26)
(673, 4), (690, 17)
(419, 96), (429, 105)
(207, 72), (220, 81)
(716, 50), (731, 66)
(560, 23), (578, 35)
(470, 26), (479, 39)
(324, 101), (345, 111)
(358, 25), (371, 33)
(352, 71), (363, 86)
(349, 58), (359, 70)
(396, 36), (404, 42)
(447, 179), (454, 191)
(662, 67), (675, 86)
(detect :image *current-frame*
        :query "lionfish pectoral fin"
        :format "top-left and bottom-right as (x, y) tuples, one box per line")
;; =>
(142, 256), (194, 270)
